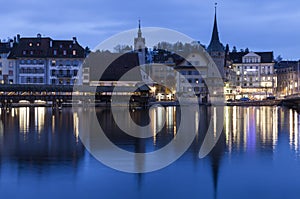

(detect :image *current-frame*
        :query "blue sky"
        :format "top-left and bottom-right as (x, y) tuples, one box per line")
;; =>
(1, 0), (300, 59)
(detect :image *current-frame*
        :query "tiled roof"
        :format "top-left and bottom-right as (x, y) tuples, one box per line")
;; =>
(229, 52), (274, 63)
(8, 36), (85, 59)
(274, 61), (299, 70)
(86, 52), (142, 82)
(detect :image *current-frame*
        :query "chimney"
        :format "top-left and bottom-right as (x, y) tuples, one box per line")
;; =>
(9, 39), (13, 48)
(72, 37), (77, 44)
(16, 34), (20, 43)
(37, 33), (41, 38)
(50, 40), (53, 48)
(13, 36), (16, 43)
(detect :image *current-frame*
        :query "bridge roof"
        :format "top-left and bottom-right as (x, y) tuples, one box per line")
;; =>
(0, 84), (150, 92)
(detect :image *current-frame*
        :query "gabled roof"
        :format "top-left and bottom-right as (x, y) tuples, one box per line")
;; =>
(86, 51), (142, 82)
(243, 52), (260, 57)
(8, 36), (85, 59)
(229, 51), (274, 63)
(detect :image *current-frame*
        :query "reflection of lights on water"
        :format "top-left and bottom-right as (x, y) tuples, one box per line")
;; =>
(289, 109), (293, 148)
(11, 108), (15, 117)
(173, 107), (176, 137)
(294, 111), (298, 151)
(151, 108), (157, 145)
(213, 107), (216, 139)
(19, 107), (29, 133)
(52, 115), (55, 134)
(35, 107), (45, 134)
(166, 107), (174, 130)
(0, 119), (3, 139)
(73, 112), (79, 143)
(232, 106), (237, 149)
(156, 107), (164, 132)
(224, 106), (232, 153)
(289, 109), (300, 152)
(272, 107), (278, 150)
(195, 110), (199, 139)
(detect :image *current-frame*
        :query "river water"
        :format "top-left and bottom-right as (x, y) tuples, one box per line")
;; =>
(0, 106), (300, 199)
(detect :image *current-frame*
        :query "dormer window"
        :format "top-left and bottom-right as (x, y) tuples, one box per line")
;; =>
(29, 42), (33, 47)
(72, 50), (76, 55)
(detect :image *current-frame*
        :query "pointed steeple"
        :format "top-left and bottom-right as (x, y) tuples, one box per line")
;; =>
(138, 19), (142, 38)
(212, 4), (220, 42)
(207, 3), (224, 53)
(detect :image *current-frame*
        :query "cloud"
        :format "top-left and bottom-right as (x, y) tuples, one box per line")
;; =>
(1, 0), (300, 59)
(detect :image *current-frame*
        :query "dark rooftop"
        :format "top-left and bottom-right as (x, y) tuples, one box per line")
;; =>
(85, 51), (143, 82)
(229, 52), (274, 63)
(8, 36), (85, 59)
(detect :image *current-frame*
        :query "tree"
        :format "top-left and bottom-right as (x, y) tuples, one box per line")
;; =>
(275, 55), (283, 62)
(232, 46), (237, 52)
(245, 48), (249, 53)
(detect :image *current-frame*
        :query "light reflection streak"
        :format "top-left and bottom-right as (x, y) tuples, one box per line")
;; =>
(34, 107), (45, 134)
(19, 107), (29, 134)
(73, 112), (79, 143)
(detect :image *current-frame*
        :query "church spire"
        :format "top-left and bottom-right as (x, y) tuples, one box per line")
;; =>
(212, 3), (220, 42)
(138, 19), (142, 38)
(207, 3), (224, 53)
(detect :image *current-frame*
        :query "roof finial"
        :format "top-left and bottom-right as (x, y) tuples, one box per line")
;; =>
(138, 18), (141, 30)
(138, 18), (142, 37)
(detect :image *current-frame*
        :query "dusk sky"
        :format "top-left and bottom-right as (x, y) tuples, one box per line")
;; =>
(2, 0), (300, 59)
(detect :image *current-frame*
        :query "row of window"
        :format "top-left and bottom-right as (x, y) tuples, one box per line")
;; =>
(53, 49), (77, 56)
(180, 70), (200, 76)
(237, 76), (272, 81)
(51, 79), (77, 85)
(19, 68), (44, 74)
(237, 71), (272, 75)
(236, 65), (272, 70)
(51, 60), (79, 67)
(20, 59), (45, 65)
(20, 59), (81, 65)
(243, 57), (260, 63)
(51, 69), (78, 76)
(20, 77), (44, 84)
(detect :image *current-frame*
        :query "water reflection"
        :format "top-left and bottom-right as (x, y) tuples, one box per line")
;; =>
(0, 106), (299, 198)
(0, 107), (85, 174)
(224, 106), (283, 153)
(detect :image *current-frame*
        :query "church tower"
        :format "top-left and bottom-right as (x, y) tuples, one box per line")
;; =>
(207, 4), (225, 78)
(134, 20), (146, 66)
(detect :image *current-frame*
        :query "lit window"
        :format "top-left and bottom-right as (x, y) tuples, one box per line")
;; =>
(72, 50), (76, 55)
(37, 43), (40, 47)
(29, 43), (33, 46)
(51, 60), (56, 66)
